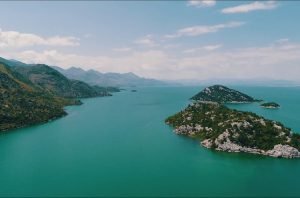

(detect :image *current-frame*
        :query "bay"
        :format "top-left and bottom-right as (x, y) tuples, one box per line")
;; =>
(0, 86), (300, 197)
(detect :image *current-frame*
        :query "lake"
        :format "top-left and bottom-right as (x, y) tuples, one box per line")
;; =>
(0, 86), (300, 197)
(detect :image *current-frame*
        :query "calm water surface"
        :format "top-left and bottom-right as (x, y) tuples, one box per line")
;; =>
(0, 86), (300, 197)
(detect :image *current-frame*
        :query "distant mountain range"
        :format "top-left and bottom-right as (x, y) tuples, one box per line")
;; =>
(52, 66), (166, 87)
(1, 57), (166, 88)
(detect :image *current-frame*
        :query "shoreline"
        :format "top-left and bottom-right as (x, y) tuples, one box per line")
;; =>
(171, 129), (300, 159)
(200, 138), (300, 159)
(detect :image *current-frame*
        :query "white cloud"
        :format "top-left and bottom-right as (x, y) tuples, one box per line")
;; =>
(176, 42), (300, 81)
(183, 44), (222, 53)
(187, 0), (216, 8)
(165, 21), (245, 39)
(0, 28), (80, 48)
(113, 47), (132, 52)
(134, 35), (158, 47)
(221, 1), (278, 14)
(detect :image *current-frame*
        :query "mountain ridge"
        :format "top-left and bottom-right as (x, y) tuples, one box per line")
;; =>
(53, 66), (166, 87)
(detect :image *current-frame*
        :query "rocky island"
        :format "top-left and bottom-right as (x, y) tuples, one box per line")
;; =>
(191, 85), (261, 103)
(166, 85), (300, 158)
(261, 102), (280, 109)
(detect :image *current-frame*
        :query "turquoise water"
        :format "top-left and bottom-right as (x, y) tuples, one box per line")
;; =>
(0, 86), (300, 197)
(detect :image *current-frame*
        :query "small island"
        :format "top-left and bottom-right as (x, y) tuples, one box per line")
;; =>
(261, 102), (280, 109)
(166, 85), (300, 158)
(191, 85), (261, 103)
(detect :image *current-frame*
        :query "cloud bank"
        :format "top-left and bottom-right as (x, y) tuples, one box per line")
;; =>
(2, 40), (300, 82)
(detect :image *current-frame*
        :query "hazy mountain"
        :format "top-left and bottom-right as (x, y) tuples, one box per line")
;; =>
(53, 66), (166, 87)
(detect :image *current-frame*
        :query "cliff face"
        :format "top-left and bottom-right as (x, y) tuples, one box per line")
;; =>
(191, 85), (259, 103)
(166, 102), (300, 158)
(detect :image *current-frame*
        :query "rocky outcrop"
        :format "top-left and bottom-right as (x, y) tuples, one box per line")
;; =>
(174, 122), (300, 158)
(201, 135), (300, 158)
(265, 145), (300, 158)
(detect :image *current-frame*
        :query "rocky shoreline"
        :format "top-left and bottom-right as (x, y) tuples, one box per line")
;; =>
(200, 131), (300, 158)
(173, 124), (300, 158)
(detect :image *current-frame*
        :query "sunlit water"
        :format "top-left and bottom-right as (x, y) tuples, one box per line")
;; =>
(0, 86), (300, 197)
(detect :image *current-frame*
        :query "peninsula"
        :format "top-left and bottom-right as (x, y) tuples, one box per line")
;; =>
(166, 86), (300, 158)
(0, 57), (120, 132)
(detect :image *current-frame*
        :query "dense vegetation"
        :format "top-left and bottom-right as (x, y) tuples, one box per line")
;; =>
(12, 64), (112, 98)
(191, 85), (260, 103)
(166, 102), (300, 151)
(0, 63), (81, 131)
(0, 57), (120, 132)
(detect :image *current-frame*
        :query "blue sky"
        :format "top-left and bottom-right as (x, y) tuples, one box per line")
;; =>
(0, 1), (300, 82)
